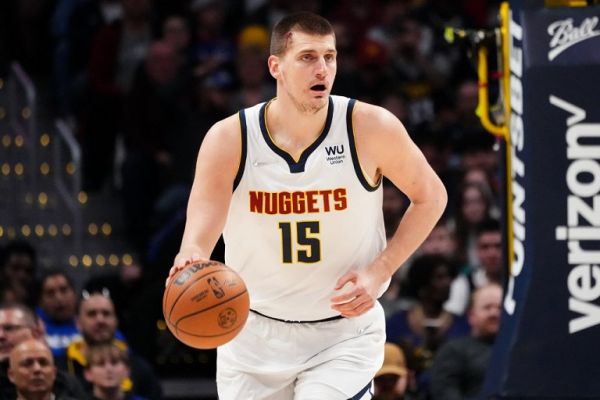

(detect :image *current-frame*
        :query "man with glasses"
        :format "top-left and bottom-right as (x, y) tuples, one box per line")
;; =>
(0, 302), (87, 399)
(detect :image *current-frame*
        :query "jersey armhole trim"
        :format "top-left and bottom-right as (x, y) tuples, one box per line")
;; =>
(233, 109), (248, 191)
(346, 99), (381, 192)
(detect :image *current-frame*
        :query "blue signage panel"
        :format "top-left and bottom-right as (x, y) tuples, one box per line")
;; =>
(482, 3), (600, 398)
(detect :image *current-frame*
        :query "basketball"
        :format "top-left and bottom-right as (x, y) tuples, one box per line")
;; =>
(163, 260), (250, 349)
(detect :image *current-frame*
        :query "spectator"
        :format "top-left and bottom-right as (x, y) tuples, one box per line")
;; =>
(452, 181), (497, 266)
(373, 342), (413, 400)
(445, 218), (503, 315)
(0, 303), (87, 399)
(84, 342), (148, 400)
(430, 283), (502, 400)
(331, 0), (382, 40)
(51, 0), (123, 116)
(387, 15), (440, 127)
(58, 289), (162, 399)
(190, 0), (235, 81)
(121, 39), (193, 252)
(231, 25), (275, 109)
(0, 240), (38, 308)
(456, 134), (499, 181)
(8, 338), (78, 400)
(419, 219), (457, 260)
(353, 37), (393, 104)
(386, 255), (469, 392)
(80, 0), (154, 191)
(36, 269), (81, 358)
(383, 179), (408, 240)
(160, 14), (191, 66)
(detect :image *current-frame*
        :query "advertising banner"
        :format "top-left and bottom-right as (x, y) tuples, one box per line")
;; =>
(482, 3), (600, 398)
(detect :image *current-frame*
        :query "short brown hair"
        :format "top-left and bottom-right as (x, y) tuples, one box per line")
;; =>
(270, 12), (334, 56)
(85, 343), (130, 368)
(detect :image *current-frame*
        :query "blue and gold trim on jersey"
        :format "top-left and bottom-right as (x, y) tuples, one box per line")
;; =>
(346, 99), (382, 192)
(233, 109), (248, 192)
(259, 97), (334, 173)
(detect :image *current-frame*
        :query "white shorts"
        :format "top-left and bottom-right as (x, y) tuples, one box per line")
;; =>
(216, 302), (386, 400)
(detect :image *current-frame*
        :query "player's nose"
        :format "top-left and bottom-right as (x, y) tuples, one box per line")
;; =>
(315, 57), (328, 77)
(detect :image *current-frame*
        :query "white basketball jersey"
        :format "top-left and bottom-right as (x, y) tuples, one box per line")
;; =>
(223, 95), (387, 321)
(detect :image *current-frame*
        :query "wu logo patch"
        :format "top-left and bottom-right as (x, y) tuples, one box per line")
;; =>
(325, 144), (346, 165)
(325, 145), (344, 156)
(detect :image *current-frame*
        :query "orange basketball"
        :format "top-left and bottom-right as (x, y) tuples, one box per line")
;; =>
(163, 260), (250, 349)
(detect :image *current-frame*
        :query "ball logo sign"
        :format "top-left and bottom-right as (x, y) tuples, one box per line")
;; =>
(547, 17), (600, 61)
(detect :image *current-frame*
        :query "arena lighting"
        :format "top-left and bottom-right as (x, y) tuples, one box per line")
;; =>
(40, 162), (50, 175)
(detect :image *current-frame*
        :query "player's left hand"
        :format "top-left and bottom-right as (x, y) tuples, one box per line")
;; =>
(330, 269), (379, 318)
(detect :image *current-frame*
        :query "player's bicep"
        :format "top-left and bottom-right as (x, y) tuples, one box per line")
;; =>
(363, 106), (443, 203)
(192, 119), (241, 196)
(183, 117), (241, 245)
(382, 127), (438, 203)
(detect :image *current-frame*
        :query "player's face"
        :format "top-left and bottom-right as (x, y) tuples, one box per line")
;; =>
(270, 31), (337, 114)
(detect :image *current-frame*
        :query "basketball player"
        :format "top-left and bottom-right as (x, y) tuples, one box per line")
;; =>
(167, 12), (447, 399)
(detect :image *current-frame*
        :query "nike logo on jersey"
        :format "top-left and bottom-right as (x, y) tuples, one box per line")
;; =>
(249, 188), (347, 214)
(252, 160), (274, 167)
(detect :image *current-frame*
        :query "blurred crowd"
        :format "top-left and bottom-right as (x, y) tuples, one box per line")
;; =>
(1, 0), (505, 399)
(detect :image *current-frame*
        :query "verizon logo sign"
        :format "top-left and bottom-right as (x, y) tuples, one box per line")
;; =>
(547, 17), (600, 61)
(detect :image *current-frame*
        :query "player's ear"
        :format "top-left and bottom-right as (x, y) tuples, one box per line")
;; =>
(268, 55), (281, 79)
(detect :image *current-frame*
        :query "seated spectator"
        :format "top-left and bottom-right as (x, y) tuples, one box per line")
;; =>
(58, 289), (162, 399)
(8, 338), (78, 400)
(160, 15), (191, 67)
(445, 218), (502, 315)
(0, 303), (87, 399)
(452, 181), (498, 267)
(0, 240), (38, 307)
(387, 255), (470, 392)
(36, 269), (81, 358)
(373, 342), (413, 400)
(430, 283), (502, 400)
(418, 218), (458, 260)
(231, 25), (275, 110)
(85, 342), (148, 400)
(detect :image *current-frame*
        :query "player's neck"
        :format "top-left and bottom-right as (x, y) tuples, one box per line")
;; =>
(266, 98), (329, 160)
(267, 96), (329, 145)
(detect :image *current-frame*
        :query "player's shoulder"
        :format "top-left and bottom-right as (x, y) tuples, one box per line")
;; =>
(209, 113), (242, 137)
(199, 113), (244, 162)
(202, 113), (242, 146)
(352, 100), (398, 127)
(351, 100), (406, 138)
(207, 101), (264, 138)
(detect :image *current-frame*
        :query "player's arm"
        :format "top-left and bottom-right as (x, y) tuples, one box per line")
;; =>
(331, 102), (447, 316)
(167, 114), (241, 281)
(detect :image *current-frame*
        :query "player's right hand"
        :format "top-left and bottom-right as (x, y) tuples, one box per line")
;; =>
(165, 252), (203, 287)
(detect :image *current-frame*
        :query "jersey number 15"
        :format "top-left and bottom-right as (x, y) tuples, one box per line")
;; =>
(278, 221), (321, 263)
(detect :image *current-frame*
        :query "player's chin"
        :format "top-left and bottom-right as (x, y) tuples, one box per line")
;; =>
(310, 92), (329, 102)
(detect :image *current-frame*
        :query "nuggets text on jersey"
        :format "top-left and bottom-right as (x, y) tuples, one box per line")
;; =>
(248, 188), (348, 214)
